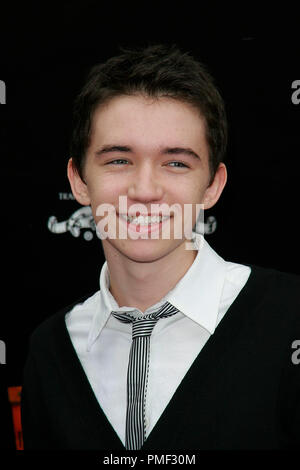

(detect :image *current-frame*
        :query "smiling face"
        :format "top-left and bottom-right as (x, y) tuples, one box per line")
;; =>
(68, 94), (227, 264)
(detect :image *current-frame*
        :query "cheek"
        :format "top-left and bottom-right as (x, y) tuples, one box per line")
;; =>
(174, 185), (205, 225)
(87, 178), (126, 226)
(173, 181), (204, 205)
(88, 178), (124, 204)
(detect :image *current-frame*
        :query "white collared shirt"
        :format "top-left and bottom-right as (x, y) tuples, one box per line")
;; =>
(65, 234), (251, 446)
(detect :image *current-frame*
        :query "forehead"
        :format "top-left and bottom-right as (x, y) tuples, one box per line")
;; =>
(89, 94), (208, 151)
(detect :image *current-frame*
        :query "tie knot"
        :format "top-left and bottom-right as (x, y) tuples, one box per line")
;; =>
(111, 301), (179, 339)
(132, 317), (158, 338)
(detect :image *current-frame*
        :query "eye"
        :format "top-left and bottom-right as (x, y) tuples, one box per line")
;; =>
(167, 161), (189, 168)
(106, 159), (129, 165)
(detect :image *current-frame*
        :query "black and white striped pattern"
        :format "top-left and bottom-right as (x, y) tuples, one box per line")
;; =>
(112, 301), (179, 450)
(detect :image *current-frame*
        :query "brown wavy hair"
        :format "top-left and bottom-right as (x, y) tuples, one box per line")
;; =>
(70, 44), (228, 184)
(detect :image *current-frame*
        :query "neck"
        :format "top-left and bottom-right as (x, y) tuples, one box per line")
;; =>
(102, 241), (197, 313)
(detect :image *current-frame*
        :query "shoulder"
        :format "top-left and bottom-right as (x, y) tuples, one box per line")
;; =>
(28, 291), (98, 354)
(225, 258), (300, 303)
(249, 263), (300, 296)
(244, 264), (300, 329)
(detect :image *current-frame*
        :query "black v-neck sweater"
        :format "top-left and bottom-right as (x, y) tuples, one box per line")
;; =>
(21, 265), (300, 450)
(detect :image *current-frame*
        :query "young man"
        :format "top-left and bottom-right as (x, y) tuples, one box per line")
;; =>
(21, 44), (300, 450)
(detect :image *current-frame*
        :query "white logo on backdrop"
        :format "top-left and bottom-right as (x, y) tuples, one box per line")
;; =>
(48, 206), (96, 241)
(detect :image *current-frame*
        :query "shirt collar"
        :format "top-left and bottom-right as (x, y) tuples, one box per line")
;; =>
(87, 233), (227, 350)
(164, 234), (227, 334)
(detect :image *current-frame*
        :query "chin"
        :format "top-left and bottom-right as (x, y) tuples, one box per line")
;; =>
(107, 238), (184, 264)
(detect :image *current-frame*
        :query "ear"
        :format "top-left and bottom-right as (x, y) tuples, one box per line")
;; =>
(202, 162), (227, 210)
(67, 158), (91, 206)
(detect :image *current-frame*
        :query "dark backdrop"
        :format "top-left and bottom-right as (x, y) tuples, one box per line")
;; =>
(0, 2), (299, 449)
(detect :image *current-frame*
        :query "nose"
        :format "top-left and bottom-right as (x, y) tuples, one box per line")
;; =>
(127, 163), (164, 203)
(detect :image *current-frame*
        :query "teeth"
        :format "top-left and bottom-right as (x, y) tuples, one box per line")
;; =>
(119, 214), (170, 225)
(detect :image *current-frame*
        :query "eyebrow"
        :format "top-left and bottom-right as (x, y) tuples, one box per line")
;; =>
(163, 147), (201, 160)
(95, 145), (201, 160)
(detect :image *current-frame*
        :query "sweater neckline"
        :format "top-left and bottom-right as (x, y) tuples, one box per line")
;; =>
(52, 263), (276, 450)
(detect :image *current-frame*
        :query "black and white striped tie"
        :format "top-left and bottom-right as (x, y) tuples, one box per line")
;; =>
(112, 301), (179, 450)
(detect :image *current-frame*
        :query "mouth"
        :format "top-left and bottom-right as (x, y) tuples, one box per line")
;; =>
(117, 213), (172, 235)
(119, 214), (171, 225)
